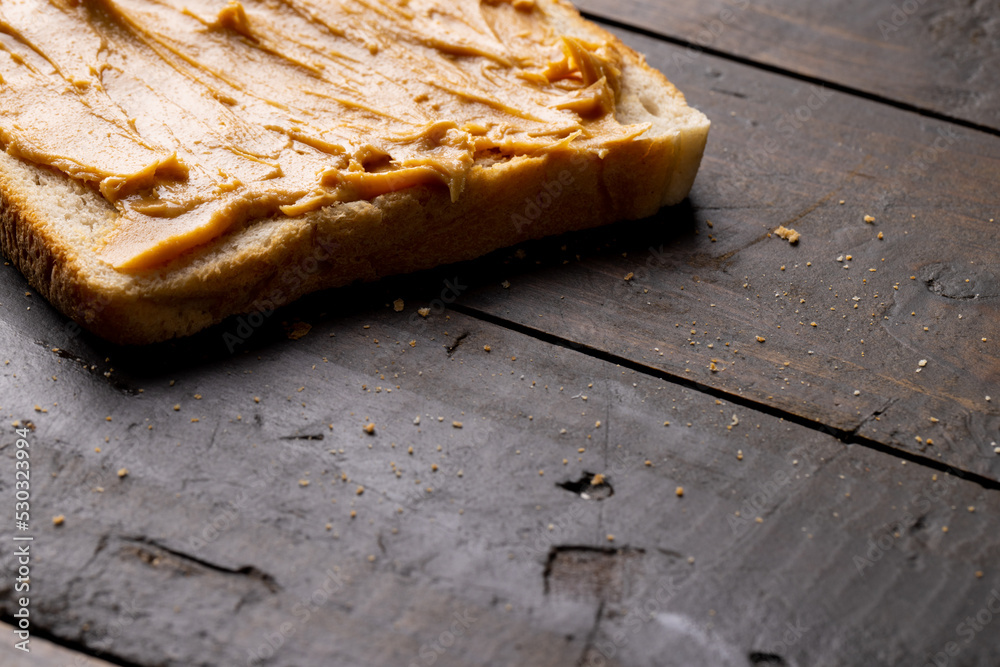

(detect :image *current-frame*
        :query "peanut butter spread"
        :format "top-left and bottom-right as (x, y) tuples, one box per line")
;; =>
(0, 0), (649, 270)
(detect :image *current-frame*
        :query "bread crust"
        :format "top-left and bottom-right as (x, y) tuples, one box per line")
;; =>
(0, 0), (709, 344)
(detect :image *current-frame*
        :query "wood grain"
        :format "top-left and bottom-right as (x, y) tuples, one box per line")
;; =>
(1, 5), (999, 667)
(1, 270), (999, 666)
(575, 0), (1000, 132)
(455, 23), (1000, 481)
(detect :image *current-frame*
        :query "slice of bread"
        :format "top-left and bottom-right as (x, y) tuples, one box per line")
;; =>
(0, 0), (709, 344)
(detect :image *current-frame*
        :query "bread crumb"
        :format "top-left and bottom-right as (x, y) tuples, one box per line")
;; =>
(117, 468), (128, 478)
(918, 359), (927, 367)
(483, 345), (491, 352)
(675, 486), (684, 497)
(624, 272), (634, 281)
(606, 534), (615, 542)
(452, 421), (463, 428)
(594, 420), (601, 428)
(364, 422), (375, 434)
(52, 515), (65, 526)
(877, 231), (884, 240)
(356, 486), (364, 495)
(393, 299), (404, 312)
(591, 473), (606, 485)
(287, 321), (312, 340)
(501, 280), (510, 289)
(756, 336), (766, 343)
(299, 479), (310, 487)
(864, 215), (875, 223)
(774, 225), (801, 244)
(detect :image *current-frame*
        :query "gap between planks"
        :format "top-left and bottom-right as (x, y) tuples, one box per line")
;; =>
(0, 619), (136, 667)
(451, 303), (1000, 494)
(584, 11), (1000, 140)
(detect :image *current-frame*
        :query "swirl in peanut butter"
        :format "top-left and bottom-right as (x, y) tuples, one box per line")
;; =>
(0, 0), (647, 270)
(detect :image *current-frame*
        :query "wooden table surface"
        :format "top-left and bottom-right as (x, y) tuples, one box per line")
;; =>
(2, 1), (999, 666)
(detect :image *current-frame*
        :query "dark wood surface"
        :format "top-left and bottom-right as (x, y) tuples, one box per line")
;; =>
(458, 26), (1000, 482)
(575, 0), (1000, 133)
(2, 1), (999, 666)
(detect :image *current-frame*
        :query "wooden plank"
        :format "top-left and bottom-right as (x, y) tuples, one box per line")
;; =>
(1, 269), (1000, 666)
(0, 623), (117, 667)
(453, 23), (1000, 481)
(574, 0), (1000, 132)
